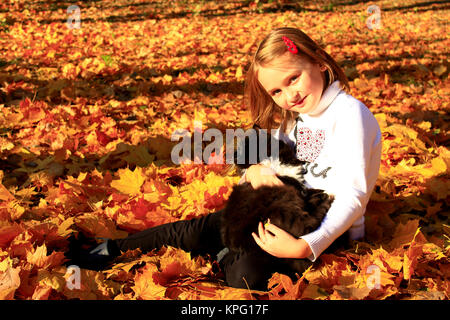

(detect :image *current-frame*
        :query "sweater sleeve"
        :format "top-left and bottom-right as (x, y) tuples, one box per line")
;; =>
(300, 101), (382, 262)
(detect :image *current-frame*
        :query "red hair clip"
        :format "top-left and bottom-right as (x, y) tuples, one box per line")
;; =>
(282, 36), (298, 54)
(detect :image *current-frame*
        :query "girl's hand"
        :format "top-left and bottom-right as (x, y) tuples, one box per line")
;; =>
(252, 221), (313, 259)
(245, 164), (284, 189)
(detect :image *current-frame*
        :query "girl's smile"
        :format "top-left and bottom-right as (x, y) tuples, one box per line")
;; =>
(257, 53), (327, 115)
(287, 94), (308, 110)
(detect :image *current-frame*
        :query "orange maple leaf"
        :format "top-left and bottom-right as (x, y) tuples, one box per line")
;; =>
(26, 244), (66, 269)
(268, 272), (306, 300)
(0, 223), (24, 248)
(403, 228), (426, 280)
(389, 219), (422, 249)
(75, 212), (128, 239)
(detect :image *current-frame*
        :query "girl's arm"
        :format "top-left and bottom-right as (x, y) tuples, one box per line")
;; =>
(239, 164), (284, 188)
(252, 221), (313, 259)
(300, 101), (382, 262)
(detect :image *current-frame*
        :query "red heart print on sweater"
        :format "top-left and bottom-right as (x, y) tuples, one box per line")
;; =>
(296, 127), (325, 162)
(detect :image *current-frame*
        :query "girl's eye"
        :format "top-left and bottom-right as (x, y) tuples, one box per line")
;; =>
(270, 74), (300, 96)
(290, 75), (299, 83)
(272, 89), (281, 96)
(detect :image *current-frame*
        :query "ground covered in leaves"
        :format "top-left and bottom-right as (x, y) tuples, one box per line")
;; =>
(0, 0), (449, 300)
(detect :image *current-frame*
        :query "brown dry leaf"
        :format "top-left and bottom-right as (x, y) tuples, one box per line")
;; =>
(0, 181), (15, 202)
(389, 219), (422, 249)
(408, 290), (446, 300)
(331, 285), (372, 300)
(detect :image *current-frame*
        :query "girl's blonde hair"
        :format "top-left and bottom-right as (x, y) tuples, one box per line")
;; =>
(245, 27), (350, 134)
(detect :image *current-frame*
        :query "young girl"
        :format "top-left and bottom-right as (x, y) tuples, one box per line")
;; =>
(67, 27), (382, 291)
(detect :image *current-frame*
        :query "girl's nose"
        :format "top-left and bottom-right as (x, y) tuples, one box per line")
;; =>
(286, 87), (299, 103)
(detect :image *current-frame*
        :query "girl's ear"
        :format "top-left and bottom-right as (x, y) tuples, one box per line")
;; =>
(319, 64), (327, 72)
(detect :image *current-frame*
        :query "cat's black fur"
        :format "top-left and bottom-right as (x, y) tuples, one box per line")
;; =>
(220, 127), (334, 275)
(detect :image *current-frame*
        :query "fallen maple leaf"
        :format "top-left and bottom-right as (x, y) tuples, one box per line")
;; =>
(133, 263), (167, 300)
(268, 272), (304, 300)
(74, 212), (128, 239)
(0, 223), (25, 248)
(110, 167), (146, 196)
(0, 181), (15, 202)
(26, 244), (66, 270)
(300, 284), (329, 300)
(389, 219), (422, 249)
(403, 228), (426, 280)
(331, 284), (372, 300)
(0, 0), (448, 301)
(0, 258), (21, 299)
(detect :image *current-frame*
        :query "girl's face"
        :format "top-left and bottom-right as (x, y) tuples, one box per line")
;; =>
(257, 53), (327, 115)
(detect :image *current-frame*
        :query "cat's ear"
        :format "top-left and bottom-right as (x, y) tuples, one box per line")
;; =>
(296, 183), (309, 198)
(307, 189), (329, 204)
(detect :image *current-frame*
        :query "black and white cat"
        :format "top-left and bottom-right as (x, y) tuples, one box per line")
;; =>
(220, 127), (334, 275)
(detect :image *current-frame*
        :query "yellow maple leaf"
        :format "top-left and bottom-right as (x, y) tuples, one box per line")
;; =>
(111, 167), (146, 196)
(215, 286), (256, 300)
(132, 264), (167, 299)
(0, 137), (14, 152)
(235, 65), (243, 79)
(37, 269), (66, 292)
(300, 284), (329, 300)
(416, 156), (448, 179)
(61, 62), (80, 79)
(369, 247), (403, 274)
(7, 199), (26, 220)
(61, 267), (121, 300)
